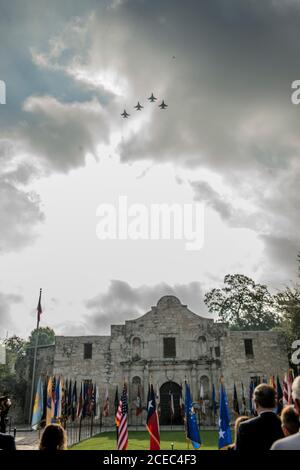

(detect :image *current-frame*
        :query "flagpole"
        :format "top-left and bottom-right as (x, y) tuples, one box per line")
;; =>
(28, 288), (42, 425)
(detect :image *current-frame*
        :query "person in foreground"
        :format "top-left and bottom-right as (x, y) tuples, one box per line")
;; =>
(227, 416), (249, 450)
(271, 377), (300, 450)
(235, 383), (284, 451)
(39, 424), (67, 451)
(0, 433), (16, 451)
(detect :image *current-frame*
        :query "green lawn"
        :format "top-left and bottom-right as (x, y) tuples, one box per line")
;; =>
(71, 430), (218, 450)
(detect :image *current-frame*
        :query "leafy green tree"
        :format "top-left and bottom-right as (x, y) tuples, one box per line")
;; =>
(27, 327), (55, 348)
(204, 274), (279, 330)
(4, 335), (26, 356)
(274, 286), (300, 344)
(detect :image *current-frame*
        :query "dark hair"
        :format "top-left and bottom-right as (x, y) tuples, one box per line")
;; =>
(39, 424), (67, 451)
(253, 384), (276, 409)
(281, 406), (300, 435)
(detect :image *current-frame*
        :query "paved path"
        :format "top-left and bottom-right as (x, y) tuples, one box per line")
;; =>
(14, 431), (39, 450)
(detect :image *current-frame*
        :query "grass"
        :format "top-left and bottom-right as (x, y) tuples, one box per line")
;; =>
(71, 430), (218, 450)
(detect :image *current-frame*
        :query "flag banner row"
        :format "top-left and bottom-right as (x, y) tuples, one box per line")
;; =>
(31, 370), (297, 450)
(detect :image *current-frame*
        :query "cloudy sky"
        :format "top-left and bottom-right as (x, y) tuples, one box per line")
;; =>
(0, 0), (299, 338)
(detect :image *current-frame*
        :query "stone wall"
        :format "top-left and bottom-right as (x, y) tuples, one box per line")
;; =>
(31, 295), (289, 425)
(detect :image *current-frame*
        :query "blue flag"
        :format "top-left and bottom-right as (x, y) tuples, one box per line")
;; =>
(218, 382), (232, 449)
(185, 382), (201, 449)
(31, 376), (44, 430)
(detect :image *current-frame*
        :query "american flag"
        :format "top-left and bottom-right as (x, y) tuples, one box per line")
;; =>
(116, 384), (128, 450)
(283, 374), (289, 406)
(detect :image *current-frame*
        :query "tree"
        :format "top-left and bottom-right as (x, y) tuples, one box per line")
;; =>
(27, 327), (55, 349)
(4, 335), (26, 356)
(274, 286), (300, 344)
(204, 274), (279, 330)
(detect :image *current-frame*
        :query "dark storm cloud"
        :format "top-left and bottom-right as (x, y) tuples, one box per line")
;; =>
(84, 279), (208, 334)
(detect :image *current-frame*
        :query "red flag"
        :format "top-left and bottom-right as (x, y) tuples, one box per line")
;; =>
(146, 384), (160, 450)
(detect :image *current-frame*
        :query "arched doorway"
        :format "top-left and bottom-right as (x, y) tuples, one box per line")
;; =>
(159, 382), (183, 425)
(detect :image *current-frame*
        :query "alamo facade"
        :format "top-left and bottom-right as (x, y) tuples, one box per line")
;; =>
(33, 295), (288, 425)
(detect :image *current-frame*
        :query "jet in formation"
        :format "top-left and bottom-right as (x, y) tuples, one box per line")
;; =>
(158, 100), (168, 109)
(148, 93), (157, 102)
(121, 94), (168, 117)
(121, 109), (130, 118)
(134, 101), (144, 111)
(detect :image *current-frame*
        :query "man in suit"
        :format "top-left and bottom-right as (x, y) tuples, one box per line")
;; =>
(235, 383), (284, 451)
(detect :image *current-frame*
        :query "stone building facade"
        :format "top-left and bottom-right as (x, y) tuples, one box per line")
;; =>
(35, 295), (288, 425)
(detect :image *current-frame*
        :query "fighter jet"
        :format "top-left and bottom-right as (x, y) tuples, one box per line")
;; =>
(134, 102), (144, 111)
(158, 100), (168, 109)
(148, 93), (157, 102)
(121, 109), (130, 118)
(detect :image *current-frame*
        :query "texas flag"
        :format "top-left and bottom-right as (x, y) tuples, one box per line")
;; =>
(146, 384), (160, 450)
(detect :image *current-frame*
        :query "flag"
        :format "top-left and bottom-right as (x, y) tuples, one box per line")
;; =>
(218, 381), (232, 449)
(115, 393), (122, 428)
(287, 369), (294, 404)
(31, 376), (44, 430)
(46, 376), (53, 425)
(276, 376), (283, 415)
(169, 390), (174, 419)
(63, 379), (68, 420)
(283, 374), (289, 406)
(54, 377), (62, 421)
(114, 386), (119, 413)
(77, 382), (84, 419)
(199, 383), (205, 414)
(103, 386), (110, 417)
(89, 383), (95, 417)
(37, 288), (42, 324)
(67, 380), (72, 419)
(42, 377), (47, 423)
(155, 383), (161, 417)
(212, 384), (217, 416)
(95, 385), (100, 419)
(136, 385), (142, 416)
(241, 382), (246, 414)
(233, 383), (240, 415)
(117, 384), (128, 450)
(249, 379), (255, 415)
(179, 384), (185, 417)
(269, 375), (276, 390)
(146, 384), (160, 450)
(71, 381), (77, 421)
(185, 382), (201, 449)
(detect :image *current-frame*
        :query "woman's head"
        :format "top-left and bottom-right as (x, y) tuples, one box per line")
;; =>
(234, 415), (249, 439)
(39, 424), (67, 451)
